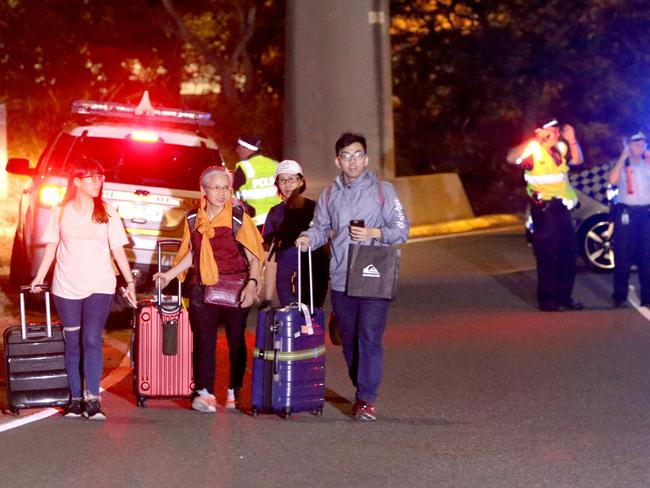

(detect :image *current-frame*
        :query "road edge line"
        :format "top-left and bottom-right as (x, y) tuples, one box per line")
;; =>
(0, 408), (59, 433)
(628, 285), (650, 319)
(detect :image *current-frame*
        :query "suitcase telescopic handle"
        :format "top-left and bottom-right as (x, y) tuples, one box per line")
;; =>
(296, 246), (314, 314)
(19, 285), (52, 340)
(156, 240), (182, 313)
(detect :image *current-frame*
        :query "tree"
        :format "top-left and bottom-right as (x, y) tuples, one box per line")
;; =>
(390, 0), (650, 212)
(0, 0), (285, 166)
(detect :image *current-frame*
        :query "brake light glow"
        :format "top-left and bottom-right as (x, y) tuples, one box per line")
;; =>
(130, 130), (160, 143)
(39, 185), (66, 207)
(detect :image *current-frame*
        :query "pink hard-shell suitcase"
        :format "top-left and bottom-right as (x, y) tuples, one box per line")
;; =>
(132, 240), (194, 407)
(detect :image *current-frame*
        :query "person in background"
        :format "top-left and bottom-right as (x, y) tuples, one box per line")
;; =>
(608, 131), (650, 307)
(296, 132), (410, 422)
(30, 157), (136, 420)
(233, 135), (282, 230)
(261, 160), (329, 309)
(506, 116), (584, 312)
(155, 166), (264, 412)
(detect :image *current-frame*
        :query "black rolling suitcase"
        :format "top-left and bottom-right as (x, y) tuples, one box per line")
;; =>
(3, 286), (69, 414)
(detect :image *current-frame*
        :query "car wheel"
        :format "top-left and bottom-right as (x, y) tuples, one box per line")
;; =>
(9, 232), (31, 287)
(578, 215), (614, 272)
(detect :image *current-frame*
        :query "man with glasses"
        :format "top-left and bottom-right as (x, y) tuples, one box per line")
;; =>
(296, 132), (410, 421)
(507, 117), (584, 311)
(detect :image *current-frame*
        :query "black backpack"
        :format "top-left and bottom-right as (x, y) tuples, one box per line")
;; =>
(186, 204), (244, 235)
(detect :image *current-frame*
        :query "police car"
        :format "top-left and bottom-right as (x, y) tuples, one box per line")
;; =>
(6, 92), (223, 288)
(526, 163), (615, 271)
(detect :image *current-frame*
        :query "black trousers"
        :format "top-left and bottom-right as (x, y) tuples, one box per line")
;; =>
(188, 284), (249, 393)
(530, 199), (577, 308)
(612, 204), (650, 304)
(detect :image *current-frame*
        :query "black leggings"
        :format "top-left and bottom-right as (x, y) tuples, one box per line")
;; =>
(188, 284), (249, 393)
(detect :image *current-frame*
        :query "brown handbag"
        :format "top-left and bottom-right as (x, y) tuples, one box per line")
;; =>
(203, 275), (247, 308)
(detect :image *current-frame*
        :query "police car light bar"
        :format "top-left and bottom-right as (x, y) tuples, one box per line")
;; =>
(71, 91), (214, 127)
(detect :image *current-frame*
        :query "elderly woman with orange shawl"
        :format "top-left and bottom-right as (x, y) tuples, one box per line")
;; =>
(155, 166), (264, 413)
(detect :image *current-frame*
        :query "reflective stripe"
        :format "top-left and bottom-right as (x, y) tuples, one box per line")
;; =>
(524, 173), (568, 185)
(239, 160), (256, 178)
(253, 345), (326, 362)
(237, 139), (259, 152)
(252, 212), (268, 227)
(239, 186), (279, 200)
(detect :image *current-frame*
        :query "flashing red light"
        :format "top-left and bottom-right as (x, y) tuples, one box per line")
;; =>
(130, 130), (160, 143)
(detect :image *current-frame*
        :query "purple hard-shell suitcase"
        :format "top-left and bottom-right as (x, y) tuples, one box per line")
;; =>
(251, 248), (325, 418)
(3, 286), (69, 414)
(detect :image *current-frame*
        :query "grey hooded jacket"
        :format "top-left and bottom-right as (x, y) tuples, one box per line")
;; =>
(302, 170), (410, 292)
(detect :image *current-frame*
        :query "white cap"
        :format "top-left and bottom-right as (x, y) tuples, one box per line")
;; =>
(275, 160), (303, 177)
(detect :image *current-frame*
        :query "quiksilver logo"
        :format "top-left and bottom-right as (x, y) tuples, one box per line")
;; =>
(362, 264), (380, 278)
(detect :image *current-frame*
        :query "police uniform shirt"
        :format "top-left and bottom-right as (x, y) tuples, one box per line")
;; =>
(617, 159), (650, 206)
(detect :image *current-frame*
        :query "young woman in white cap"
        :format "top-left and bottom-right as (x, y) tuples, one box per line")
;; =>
(261, 160), (329, 308)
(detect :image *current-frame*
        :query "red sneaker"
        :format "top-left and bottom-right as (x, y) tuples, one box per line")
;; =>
(352, 400), (377, 422)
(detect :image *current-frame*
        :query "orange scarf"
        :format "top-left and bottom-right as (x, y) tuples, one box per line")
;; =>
(174, 197), (265, 285)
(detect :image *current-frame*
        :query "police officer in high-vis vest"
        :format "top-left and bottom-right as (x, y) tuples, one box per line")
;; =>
(233, 135), (282, 229)
(507, 117), (585, 311)
(608, 131), (650, 307)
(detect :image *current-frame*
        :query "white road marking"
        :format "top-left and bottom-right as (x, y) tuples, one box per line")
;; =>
(99, 336), (132, 393)
(627, 285), (650, 319)
(0, 408), (59, 433)
(1, 335), (132, 433)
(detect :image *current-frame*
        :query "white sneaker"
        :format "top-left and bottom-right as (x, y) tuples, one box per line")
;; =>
(192, 389), (216, 413)
(225, 388), (236, 409)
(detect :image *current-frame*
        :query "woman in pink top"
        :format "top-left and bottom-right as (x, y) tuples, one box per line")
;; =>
(30, 158), (136, 420)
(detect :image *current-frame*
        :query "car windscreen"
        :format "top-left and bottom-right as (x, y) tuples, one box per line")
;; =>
(47, 133), (221, 191)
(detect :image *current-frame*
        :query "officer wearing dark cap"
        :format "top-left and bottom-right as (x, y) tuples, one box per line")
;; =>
(233, 135), (281, 229)
(608, 131), (650, 307)
(507, 117), (585, 311)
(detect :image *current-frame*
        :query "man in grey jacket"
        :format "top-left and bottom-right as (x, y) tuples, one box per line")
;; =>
(296, 132), (410, 421)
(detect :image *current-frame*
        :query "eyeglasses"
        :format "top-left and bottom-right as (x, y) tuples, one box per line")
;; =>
(277, 176), (300, 185)
(338, 150), (366, 162)
(204, 185), (231, 193)
(80, 174), (105, 182)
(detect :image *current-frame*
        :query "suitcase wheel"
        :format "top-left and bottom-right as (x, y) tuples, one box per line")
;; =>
(252, 408), (259, 417)
(283, 407), (291, 420)
(312, 408), (323, 416)
(9, 407), (19, 416)
(136, 396), (147, 408)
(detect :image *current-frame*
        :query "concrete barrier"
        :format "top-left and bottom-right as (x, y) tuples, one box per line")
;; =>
(388, 173), (474, 226)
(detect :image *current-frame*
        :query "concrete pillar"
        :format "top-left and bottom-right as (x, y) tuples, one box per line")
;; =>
(284, 0), (394, 197)
(0, 104), (6, 199)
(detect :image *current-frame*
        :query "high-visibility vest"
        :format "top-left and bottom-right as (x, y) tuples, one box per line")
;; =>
(522, 140), (577, 204)
(235, 154), (282, 226)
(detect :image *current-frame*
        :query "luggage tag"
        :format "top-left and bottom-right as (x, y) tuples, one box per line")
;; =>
(298, 303), (315, 336)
